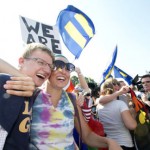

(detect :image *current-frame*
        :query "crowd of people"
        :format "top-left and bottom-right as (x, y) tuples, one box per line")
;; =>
(0, 42), (150, 150)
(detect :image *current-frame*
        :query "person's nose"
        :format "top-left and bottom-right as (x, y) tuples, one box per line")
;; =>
(57, 67), (67, 73)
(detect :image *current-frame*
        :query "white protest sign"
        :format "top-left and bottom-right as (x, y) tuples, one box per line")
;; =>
(19, 16), (62, 54)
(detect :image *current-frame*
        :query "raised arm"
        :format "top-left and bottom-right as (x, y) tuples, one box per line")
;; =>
(0, 58), (23, 76)
(75, 67), (90, 93)
(97, 85), (130, 105)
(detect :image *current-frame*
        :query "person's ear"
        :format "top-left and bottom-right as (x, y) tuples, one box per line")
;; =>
(18, 57), (25, 68)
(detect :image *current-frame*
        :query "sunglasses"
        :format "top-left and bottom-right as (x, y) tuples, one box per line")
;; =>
(53, 60), (75, 72)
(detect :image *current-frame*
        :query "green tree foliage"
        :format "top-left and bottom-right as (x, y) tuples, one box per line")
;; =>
(71, 76), (79, 86)
(71, 75), (97, 87)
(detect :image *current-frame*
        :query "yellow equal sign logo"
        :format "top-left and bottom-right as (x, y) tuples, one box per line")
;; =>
(65, 14), (94, 48)
(120, 71), (127, 77)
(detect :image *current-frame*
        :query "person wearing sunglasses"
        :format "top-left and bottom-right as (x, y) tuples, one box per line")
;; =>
(0, 54), (123, 150)
(53, 59), (75, 72)
(29, 54), (123, 150)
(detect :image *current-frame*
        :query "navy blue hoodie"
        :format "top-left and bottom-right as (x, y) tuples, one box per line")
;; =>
(0, 73), (33, 150)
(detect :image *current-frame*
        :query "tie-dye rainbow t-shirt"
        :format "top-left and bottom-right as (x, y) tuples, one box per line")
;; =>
(29, 90), (75, 150)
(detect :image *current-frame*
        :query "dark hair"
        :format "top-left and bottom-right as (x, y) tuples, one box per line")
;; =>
(141, 74), (150, 81)
(87, 82), (100, 98)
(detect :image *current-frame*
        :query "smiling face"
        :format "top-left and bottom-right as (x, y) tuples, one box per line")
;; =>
(141, 76), (150, 92)
(19, 49), (53, 87)
(48, 55), (71, 90)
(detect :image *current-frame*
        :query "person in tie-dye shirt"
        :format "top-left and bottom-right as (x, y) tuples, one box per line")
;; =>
(29, 54), (123, 150)
(0, 54), (123, 150)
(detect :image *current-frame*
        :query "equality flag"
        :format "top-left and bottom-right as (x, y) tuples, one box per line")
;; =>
(100, 46), (118, 85)
(56, 5), (95, 59)
(113, 65), (133, 85)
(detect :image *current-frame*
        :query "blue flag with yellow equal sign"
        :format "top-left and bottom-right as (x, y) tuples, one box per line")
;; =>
(113, 65), (133, 85)
(56, 5), (95, 59)
(100, 46), (118, 85)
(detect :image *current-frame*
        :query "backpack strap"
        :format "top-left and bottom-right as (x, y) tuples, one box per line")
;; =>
(67, 92), (82, 149)
(31, 88), (42, 104)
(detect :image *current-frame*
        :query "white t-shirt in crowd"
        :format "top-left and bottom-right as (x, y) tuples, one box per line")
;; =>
(97, 100), (134, 147)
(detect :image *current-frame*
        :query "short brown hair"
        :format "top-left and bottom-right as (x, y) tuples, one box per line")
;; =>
(22, 43), (55, 62)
